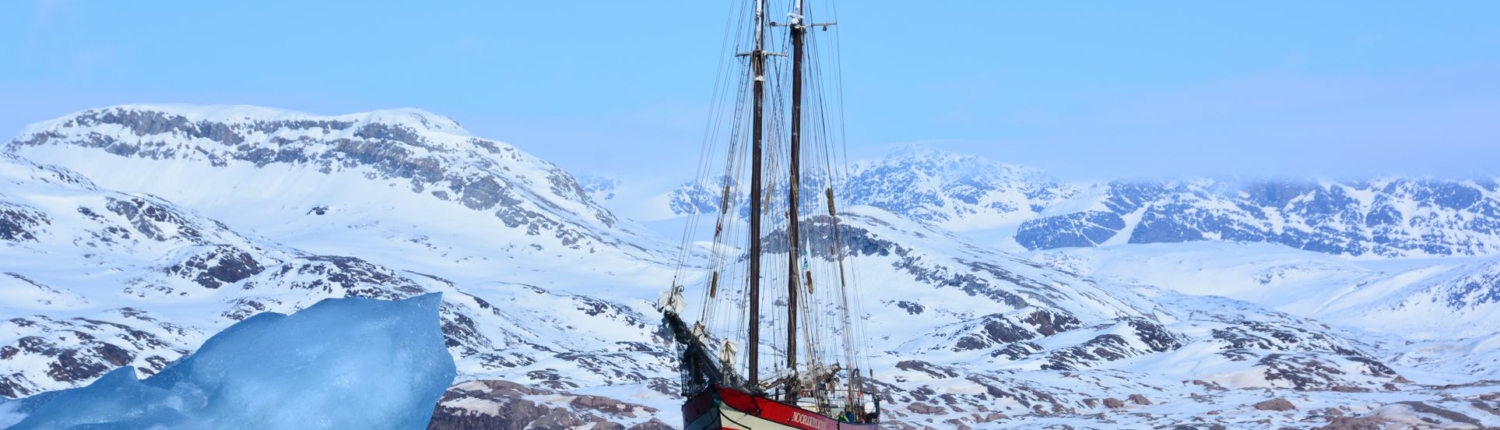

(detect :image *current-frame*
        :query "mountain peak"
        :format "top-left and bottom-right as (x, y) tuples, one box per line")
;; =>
(866, 143), (1040, 177)
(5, 104), (671, 275)
(9, 104), (501, 167)
(20, 105), (467, 139)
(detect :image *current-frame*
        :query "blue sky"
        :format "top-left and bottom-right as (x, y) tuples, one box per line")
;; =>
(4, 1), (1499, 184)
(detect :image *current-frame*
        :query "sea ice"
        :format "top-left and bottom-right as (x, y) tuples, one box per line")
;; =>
(5, 294), (455, 430)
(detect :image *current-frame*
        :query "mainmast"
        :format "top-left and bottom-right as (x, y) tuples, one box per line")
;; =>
(746, 0), (768, 388)
(785, 0), (806, 376)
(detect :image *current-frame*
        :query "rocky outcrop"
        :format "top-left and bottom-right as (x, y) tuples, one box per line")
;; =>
(1315, 400), (1485, 429)
(1253, 398), (1295, 411)
(425, 380), (663, 430)
(0, 202), (49, 242)
(163, 244), (266, 289)
(0, 308), (190, 398)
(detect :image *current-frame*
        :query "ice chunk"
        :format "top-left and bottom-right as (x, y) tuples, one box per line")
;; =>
(7, 293), (455, 430)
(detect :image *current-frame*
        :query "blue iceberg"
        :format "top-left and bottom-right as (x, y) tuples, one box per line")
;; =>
(6, 294), (456, 430)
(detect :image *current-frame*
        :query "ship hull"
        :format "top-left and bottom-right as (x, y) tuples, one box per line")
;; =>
(683, 385), (879, 430)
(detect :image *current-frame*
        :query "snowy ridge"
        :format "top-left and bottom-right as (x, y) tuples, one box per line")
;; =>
(10, 105), (652, 258)
(844, 146), (1079, 231)
(667, 148), (1500, 258)
(577, 174), (620, 203)
(19, 104), (469, 141)
(1016, 178), (1500, 257)
(666, 145), (1079, 232)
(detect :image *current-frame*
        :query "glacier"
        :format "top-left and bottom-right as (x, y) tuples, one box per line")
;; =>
(3, 294), (455, 430)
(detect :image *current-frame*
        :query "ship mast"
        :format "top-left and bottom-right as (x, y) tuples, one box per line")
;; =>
(746, 0), (767, 388)
(786, 0), (806, 378)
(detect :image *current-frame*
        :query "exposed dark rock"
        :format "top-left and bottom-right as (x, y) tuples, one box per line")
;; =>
(1041, 324), (1174, 371)
(908, 403), (947, 415)
(164, 244), (265, 289)
(1, 313), (189, 399)
(104, 197), (204, 243)
(221, 298), (272, 321)
(1016, 210), (1123, 249)
(1470, 398), (1500, 417)
(1314, 401), (1480, 429)
(0, 202), (50, 242)
(949, 314), (1035, 352)
(1330, 385), (1370, 393)
(1316, 415), (1390, 430)
(1395, 401), (1481, 426)
(525, 369), (579, 391)
(258, 255), (427, 299)
(764, 215), (899, 258)
(1253, 398), (1295, 411)
(426, 380), (660, 430)
(1127, 318), (1183, 352)
(1021, 309), (1081, 337)
(625, 419), (675, 430)
(896, 360), (959, 379)
(896, 300), (925, 315)
(569, 394), (657, 417)
(989, 341), (1042, 360)
(17, 333), (144, 386)
(355, 123), (427, 149)
(1255, 353), (1395, 391)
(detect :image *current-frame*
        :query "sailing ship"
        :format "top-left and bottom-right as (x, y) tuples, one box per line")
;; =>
(659, 0), (882, 429)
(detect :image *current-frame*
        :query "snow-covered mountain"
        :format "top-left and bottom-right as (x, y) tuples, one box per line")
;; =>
(1, 106), (684, 427)
(4, 106), (1499, 428)
(668, 147), (1500, 258)
(1017, 178), (1500, 257)
(8, 105), (672, 283)
(667, 146), (1079, 232)
(0, 149), (673, 412)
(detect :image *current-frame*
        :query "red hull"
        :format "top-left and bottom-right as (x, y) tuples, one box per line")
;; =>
(683, 385), (879, 430)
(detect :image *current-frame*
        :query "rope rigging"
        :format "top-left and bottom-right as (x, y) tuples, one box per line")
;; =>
(664, 0), (879, 419)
